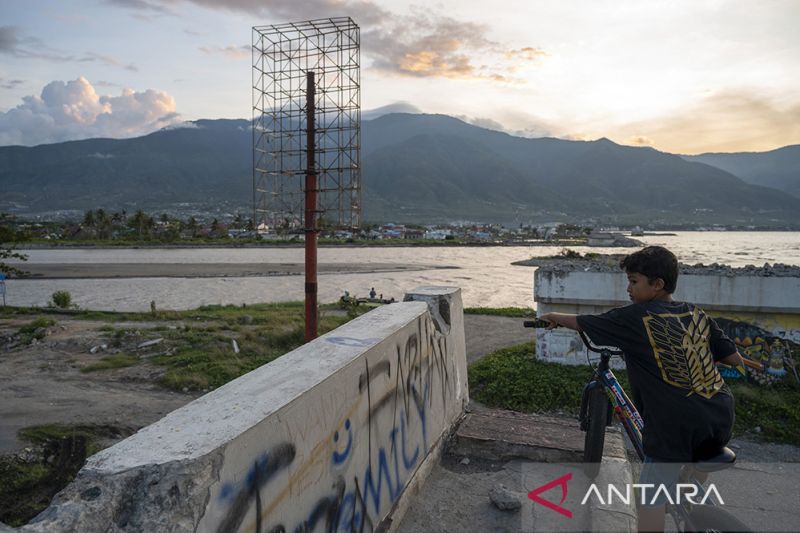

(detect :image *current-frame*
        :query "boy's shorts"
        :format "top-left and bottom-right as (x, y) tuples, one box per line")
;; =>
(638, 456), (683, 507)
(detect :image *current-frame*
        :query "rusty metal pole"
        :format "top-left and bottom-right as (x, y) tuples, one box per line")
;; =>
(304, 71), (318, 342)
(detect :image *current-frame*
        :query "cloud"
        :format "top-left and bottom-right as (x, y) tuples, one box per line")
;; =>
(365, 13), (518, 81)
(0, 77), (182, 146)
(79, 52), (139, 71)
(505, 47), (547, 61)
(619, 90), (800, 154)
(0, 25), (19, 53)
(110, 2), (541, 82)
(105, 0), (174, 14)
(362, 101), (421, 121)
(0, 78), (24, 90)
(1, 25), (138, 70)
(455, 115), (506, 132)
(625, 135), (655, 147)
(107, 0), (387, 24)
(199, 44), (249, 60)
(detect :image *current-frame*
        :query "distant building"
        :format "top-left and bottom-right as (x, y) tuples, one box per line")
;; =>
(424, 229), (451, 240)
(587, 231), (618, 246)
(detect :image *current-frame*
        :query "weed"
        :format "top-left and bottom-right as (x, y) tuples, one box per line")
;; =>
(17, 317), (56, 344)
(464, 307), (534, 318)
(51, 290), (72, 309)
(81, 354), (138, 373)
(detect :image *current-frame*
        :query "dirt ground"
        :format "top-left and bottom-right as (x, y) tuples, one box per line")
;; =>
(0, 313), (528, 455)
(0, 316), (201, 453)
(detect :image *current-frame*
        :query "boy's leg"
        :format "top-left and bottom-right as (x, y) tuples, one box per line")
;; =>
(637, 457), (682, 533)
(637, 505), (666, 533)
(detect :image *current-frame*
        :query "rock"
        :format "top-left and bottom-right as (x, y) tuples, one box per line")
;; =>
(755, 426), (762, 433)
(232, 339), (240, 354)
(489, 484), (521, 511)
(137, 338), (164, 349)
(460, 457), (470, 465)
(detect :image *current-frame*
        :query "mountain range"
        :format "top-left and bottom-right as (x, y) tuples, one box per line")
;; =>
(1, 113), (798, 226)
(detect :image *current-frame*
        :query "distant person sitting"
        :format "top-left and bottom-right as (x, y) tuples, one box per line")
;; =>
(369, 287), (377, 299)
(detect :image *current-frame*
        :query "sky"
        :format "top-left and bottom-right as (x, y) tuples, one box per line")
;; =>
(1, 0), (799, 153)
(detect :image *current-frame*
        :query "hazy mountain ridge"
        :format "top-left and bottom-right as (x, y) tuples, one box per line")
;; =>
(684, 145), (800, 198)
(1, 114), (798, 225)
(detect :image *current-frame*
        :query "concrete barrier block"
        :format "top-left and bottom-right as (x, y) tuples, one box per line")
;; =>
(20, 287), (468, 533)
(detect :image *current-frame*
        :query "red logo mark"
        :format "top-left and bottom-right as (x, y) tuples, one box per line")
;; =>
(527, 472), (573, 518)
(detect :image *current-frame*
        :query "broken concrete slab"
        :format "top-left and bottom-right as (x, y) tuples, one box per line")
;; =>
(450, 409), (627, 463)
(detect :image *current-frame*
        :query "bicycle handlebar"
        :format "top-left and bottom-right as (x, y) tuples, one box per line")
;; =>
(578, 330), (624, 355)
(523, 320), (624, 356)
(742, 358), (764, 371)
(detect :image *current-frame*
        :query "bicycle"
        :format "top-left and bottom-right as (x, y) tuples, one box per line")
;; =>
(524, 318), (762, 532)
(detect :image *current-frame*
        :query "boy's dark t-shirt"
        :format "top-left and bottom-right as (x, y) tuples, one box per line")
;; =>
(577, 301), (737, 462)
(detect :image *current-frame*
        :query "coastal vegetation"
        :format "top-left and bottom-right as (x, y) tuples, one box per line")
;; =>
(464, 307), (534, 318)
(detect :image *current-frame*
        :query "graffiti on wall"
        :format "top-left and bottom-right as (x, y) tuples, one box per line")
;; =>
(212, 311), (457, 533)
(714, 317), (799, 385)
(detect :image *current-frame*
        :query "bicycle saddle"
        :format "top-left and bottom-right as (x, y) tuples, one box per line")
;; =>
(693, 446), (736, 472)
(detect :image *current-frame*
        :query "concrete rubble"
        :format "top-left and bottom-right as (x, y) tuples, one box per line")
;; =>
(520, 256), (800, 277)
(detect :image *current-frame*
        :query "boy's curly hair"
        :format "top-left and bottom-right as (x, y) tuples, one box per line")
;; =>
(620, 246), (678, 294)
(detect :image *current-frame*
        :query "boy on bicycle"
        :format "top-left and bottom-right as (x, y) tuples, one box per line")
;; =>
(539, 245), (745, 532)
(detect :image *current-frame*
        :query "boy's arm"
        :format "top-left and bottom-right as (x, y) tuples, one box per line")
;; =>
(718, 350), (764, 370)
(538, 312), (581, 331)
(718, 351), (744, 367)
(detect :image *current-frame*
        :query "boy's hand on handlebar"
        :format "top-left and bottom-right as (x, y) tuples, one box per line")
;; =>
(537, 313), (559, 329)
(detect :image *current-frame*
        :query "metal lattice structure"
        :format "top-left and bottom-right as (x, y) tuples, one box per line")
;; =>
(252, 17), (361, 232)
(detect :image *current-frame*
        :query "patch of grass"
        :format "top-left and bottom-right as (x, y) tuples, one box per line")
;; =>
(17, 317), (56, 344)
(81, 353), (139, 373)
(0, 460), (51, 527)
(469, 343), (799, 445)
(1, 424), (125, 526)
(152, 307), (366, 392)
(464, 307), (534, 318)
(18, 424), (100, 454)
(469, 343), (602, 413)
(729, 380), (800, 443)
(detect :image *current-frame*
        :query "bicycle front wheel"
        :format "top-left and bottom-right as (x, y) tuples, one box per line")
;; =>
(583, 387), (608, 478)
(685, 504), (750, 532)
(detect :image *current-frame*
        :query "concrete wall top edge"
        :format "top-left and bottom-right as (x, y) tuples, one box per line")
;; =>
(405, 285), (460, 296)
(86, 301), (430, 474)
(535, 270), (800, 311)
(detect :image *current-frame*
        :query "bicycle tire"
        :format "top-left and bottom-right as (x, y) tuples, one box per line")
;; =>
(685, 504), (751, 532)
(583, 387), (608, 478)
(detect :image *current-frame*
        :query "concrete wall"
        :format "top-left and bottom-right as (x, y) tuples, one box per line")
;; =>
(535, 268), (800, 376)
(20, 286), (468, 533)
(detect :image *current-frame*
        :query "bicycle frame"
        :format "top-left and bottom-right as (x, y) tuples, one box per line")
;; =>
(583, 350), (645, 461)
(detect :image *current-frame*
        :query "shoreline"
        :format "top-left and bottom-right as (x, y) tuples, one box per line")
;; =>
(10, 262), (459, 280)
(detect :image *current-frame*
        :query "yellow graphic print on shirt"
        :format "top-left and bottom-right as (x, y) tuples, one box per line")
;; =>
(642, 308), (724, 399)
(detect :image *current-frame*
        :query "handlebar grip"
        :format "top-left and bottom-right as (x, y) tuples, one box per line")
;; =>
(742, 358), (764, 371)
(524, 319), (552, 328)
